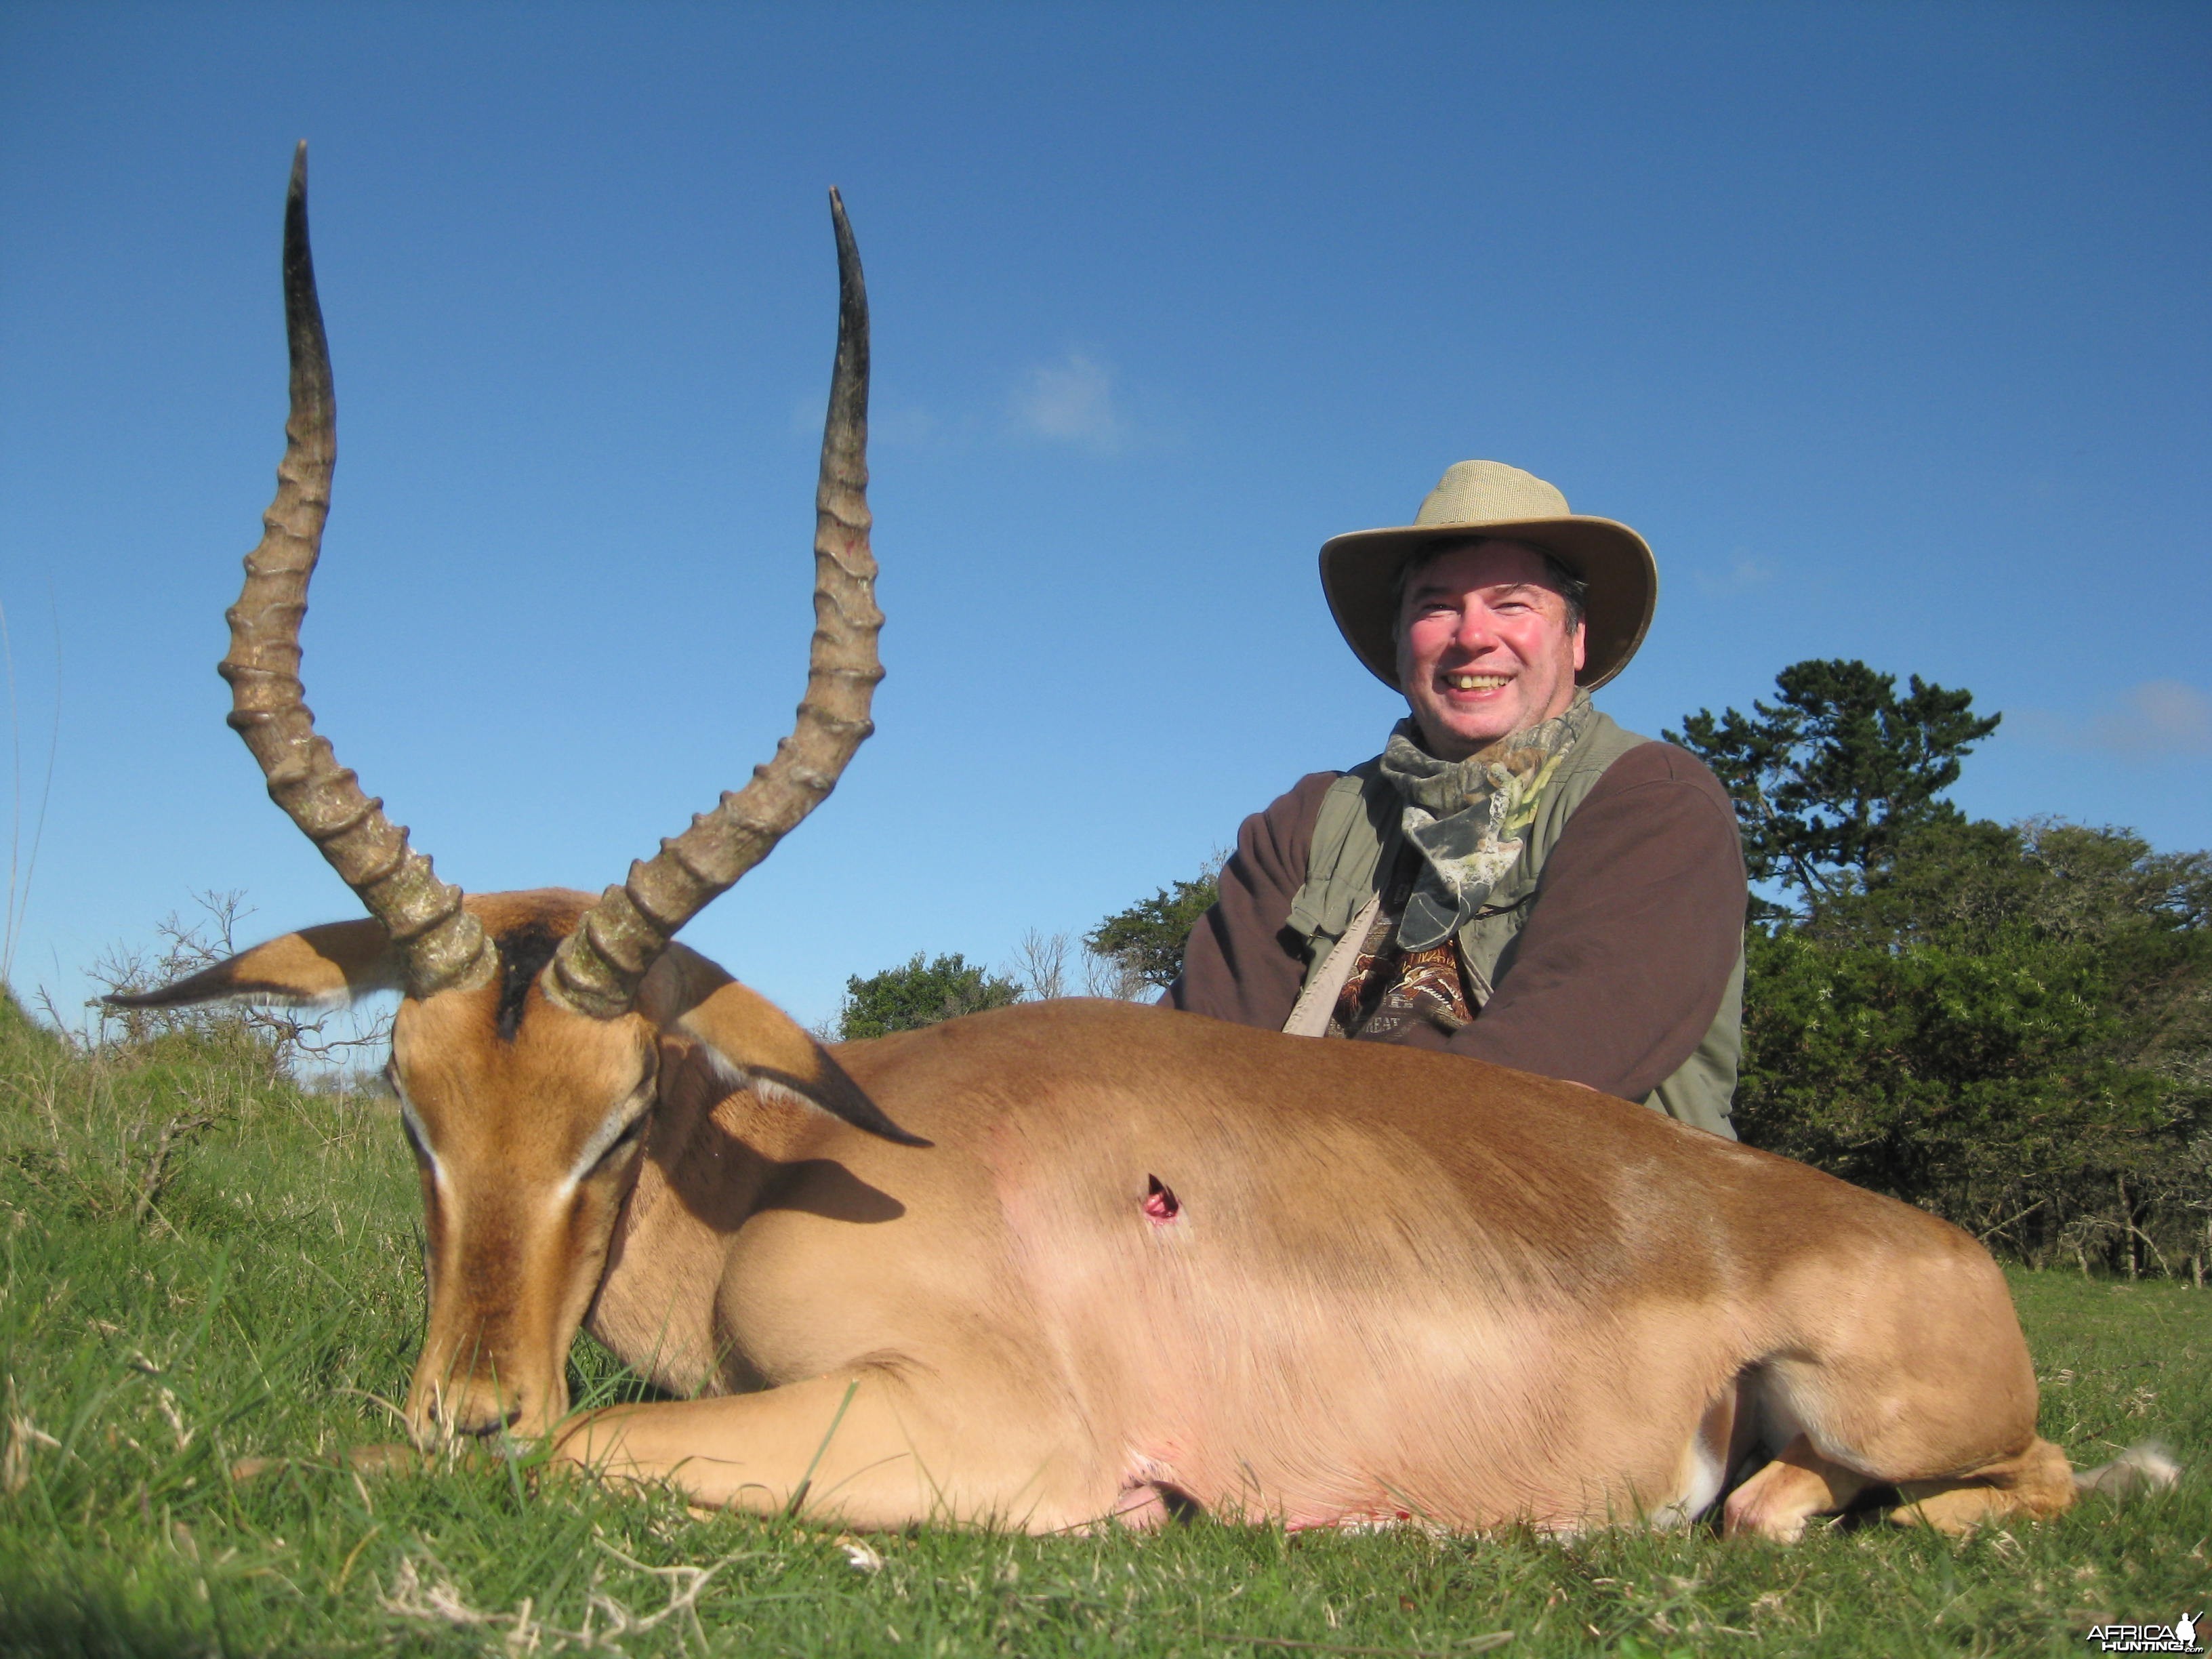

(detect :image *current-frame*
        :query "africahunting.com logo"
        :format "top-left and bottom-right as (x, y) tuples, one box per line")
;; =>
(2085, 1612), (2203, 1654)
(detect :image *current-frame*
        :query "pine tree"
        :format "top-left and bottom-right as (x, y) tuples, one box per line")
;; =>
(1666, 658), (1999, 909)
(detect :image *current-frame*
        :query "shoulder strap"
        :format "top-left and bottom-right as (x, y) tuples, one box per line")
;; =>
(1283, 760), (1392, 946)
(1282, 894), (1382, 1037)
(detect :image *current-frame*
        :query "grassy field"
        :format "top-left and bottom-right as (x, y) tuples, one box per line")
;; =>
(1, 991), (2205, 1658)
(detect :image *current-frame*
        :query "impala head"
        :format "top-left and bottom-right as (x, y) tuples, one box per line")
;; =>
(108, 146), (915, 1444)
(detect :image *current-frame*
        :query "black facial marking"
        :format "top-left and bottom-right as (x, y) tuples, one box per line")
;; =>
(494, 920), (563, 1040)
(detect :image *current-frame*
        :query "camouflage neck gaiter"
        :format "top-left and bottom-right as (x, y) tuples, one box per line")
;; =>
(1376, 690), (1595, 951)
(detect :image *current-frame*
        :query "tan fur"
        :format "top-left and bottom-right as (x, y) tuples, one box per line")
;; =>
(392, 897), (660, 1441)
(156, 893), (2087, 1534)
(1724, 1436), (1870, 1542)
(108, 918), (394, 1008)
(1891, 1437), (2080, 1531)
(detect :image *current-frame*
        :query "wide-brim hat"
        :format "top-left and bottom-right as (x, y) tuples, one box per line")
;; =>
(1319, 459), (1658, 693)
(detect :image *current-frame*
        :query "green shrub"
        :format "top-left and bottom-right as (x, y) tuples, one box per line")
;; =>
(836, 951), (1023, 1040)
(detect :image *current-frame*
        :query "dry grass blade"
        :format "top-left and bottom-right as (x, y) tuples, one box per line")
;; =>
(378, 1557), (502, 1629)
(587, 1536), (749, 1647)
(134, 1111), (213, 1227)
(1197, 1628), (1514, 1657)
(3, 1413), (62, 1494)
(380, 1559), (551, 1654)
(377, 1540), (751, 1657)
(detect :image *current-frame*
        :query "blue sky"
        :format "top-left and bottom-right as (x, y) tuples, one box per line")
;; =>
(2, 2), (2207, 1031)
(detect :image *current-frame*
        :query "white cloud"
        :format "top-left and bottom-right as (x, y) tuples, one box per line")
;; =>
(2018, 678), (2212, 758)
(1692, 553), (1776, 598)
(790, 392), (940, 448)
(2104, 679), (2212, 754)
(1010, 351), (1125, 455)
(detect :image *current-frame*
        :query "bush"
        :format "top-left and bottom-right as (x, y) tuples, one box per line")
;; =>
(835, 952), (1023, 1040)
(1739, 930), (2165, 1220)
(1736, 819), (2211, 1278)
(1671, 662), (2211, 1280)
(1086, 862), (1223, 991)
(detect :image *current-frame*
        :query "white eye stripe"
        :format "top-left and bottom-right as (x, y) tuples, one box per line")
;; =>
(390, 1072), (647, 1199)
(560, 1099), (651, 1192)
(390, 1078), (447, 1189)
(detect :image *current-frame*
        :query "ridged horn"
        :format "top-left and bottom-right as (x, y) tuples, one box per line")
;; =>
(220, 144), (495, 1000)
(546, 188), (880, 1019)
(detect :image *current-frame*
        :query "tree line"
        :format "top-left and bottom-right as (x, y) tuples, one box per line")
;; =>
(842, 659), (2211, 1282)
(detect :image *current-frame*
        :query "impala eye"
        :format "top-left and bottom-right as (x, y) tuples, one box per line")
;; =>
(592, 1113), (647, 1173)
(387, 1068), (432, 1166)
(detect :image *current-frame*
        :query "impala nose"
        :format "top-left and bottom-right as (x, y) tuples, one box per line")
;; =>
(415, 1376), (531, 1444)
(450, 1400), (522, 1438)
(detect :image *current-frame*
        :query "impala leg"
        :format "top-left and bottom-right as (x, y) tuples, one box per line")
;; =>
(551, 1366), (1085, 1530)
(1722, 1434), (1870, 1542)
(1889, 1435), (2076, 1534)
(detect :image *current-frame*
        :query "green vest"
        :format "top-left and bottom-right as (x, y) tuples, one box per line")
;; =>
(1282, 710), (1742, 1138)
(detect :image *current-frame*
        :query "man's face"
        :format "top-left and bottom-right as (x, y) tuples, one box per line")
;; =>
(1394, 539), (1586, 760)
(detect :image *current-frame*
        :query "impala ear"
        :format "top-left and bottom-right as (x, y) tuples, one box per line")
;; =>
(102, 919), (400, 1011)
(639, 945), (926, 1147)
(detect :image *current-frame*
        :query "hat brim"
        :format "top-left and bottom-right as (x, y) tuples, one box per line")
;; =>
(1318, 515), (1657, 693)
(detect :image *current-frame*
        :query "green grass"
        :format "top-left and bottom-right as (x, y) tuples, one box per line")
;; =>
(1, 991), (2206, 1657)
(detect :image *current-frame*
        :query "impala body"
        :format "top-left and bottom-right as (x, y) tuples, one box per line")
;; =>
(570, 967), (2059, 1534)
(120, 148), (2133, 1540)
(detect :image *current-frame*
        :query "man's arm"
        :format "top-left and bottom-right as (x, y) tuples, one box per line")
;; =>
(1437, 743), (1746, 1100)
(1167, 771), (1340, 1029)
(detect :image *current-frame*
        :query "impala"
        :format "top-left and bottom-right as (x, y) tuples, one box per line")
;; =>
(117, 148), (2155, 1539)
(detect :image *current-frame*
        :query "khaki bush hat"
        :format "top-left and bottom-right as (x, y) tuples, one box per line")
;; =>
(1319, 459), (1658, 693)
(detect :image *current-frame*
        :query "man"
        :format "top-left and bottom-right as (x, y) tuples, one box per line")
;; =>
(1169, 459), (1746, 1136)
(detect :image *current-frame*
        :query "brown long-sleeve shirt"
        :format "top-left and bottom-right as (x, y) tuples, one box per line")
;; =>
(1167, 741), (1746, 1103)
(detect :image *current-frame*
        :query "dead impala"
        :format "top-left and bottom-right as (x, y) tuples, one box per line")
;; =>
(118, 146), (2160, 1538)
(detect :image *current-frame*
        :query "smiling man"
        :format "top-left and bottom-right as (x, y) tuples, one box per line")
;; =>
(1169, 459), (1747, 1135)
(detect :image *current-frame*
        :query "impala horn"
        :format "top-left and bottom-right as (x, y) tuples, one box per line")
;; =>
(545, 188), (880, 1019)
(222, 144), (496, 999)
